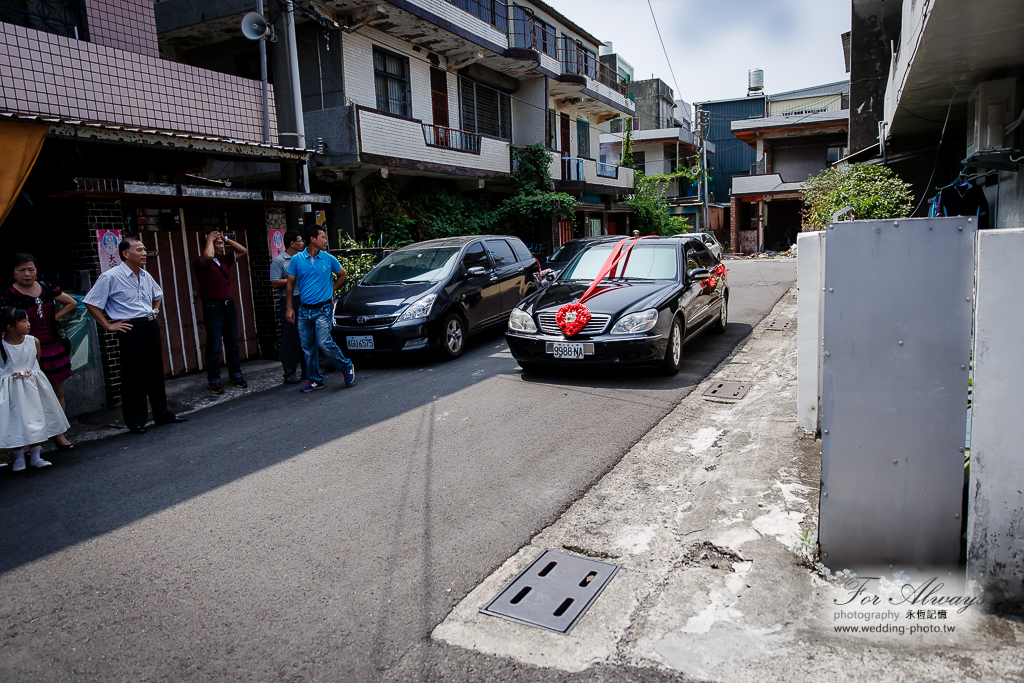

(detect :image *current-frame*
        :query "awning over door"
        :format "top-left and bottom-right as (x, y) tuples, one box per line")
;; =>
(0, 120), (47, 227)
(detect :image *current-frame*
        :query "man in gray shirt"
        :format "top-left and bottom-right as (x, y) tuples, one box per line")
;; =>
(269, 230), (305, 383)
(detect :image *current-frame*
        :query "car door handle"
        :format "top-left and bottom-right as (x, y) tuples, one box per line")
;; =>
(489, 275), (498, 281)
(517, 267), (524, 273)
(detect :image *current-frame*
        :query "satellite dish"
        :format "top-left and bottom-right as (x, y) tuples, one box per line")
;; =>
(241, 12), (269, 41)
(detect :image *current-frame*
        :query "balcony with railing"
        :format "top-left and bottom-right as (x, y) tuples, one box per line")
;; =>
(423, 124), (482, 154)
(508, 5), (557, 58)
(596, 161), (619, 179)
(549, 155), (634, 191)
(358, 107), (510, 176)
(559, 36), (629, 97)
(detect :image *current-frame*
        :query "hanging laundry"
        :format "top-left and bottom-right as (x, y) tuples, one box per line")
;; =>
(929, 177), (990, 229)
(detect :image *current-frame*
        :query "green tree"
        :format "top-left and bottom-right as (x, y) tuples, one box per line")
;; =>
(801, 164), (914, 231)
(625, 164), (705, 235)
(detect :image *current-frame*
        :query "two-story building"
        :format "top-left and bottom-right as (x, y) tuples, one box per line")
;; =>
(154, 0), (637, 253)
(0, 0), (325, 414)
(729, 81), (850, 254)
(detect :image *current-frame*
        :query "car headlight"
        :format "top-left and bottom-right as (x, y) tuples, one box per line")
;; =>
(397, 294), (437, 322)
(508, 307), (538, 333)
(611, 308), (659, 335)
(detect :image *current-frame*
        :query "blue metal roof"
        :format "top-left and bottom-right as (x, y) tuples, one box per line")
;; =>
(698, 97), (766, 203)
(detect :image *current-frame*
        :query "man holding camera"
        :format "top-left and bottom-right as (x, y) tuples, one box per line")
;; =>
(285, 225), (354, 391)
(194, 230), (249, 394)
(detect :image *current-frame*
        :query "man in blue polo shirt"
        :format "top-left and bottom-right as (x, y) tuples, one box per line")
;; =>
(285, 225), (355, 391)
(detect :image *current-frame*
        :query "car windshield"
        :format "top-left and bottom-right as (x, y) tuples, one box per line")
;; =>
(362, 247), (460, 285)
(548, 240), (591, 263)
(560, 245), (678, 281)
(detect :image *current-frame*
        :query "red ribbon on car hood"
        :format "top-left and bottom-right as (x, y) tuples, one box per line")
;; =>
(556, 236), (655, 336)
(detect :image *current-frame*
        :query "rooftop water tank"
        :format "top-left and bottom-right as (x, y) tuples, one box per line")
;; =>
(748, 69), (764, 95)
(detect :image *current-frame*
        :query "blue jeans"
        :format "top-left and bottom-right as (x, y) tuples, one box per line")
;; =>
(203, 300), (242, 383)
(297, 302), (352, 382)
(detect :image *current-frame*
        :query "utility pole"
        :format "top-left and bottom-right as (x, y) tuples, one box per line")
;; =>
(257, 0), (269, 144)
(695, 104), (705, 232)
(283, 0), (311, 211)
(701, 109), (710, 234)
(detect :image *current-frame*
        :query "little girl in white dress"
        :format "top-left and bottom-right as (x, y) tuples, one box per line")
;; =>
(2, 307), (70, 471)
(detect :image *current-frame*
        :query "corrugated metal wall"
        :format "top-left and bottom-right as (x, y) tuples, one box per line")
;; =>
(700, 97), (765, 203)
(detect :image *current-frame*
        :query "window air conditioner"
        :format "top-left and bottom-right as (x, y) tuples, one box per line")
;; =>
(966, 78), (1017, 157)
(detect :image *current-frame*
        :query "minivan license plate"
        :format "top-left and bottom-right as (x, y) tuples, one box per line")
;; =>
(552, 342), (584, 359)
(347, 335), (374, 350)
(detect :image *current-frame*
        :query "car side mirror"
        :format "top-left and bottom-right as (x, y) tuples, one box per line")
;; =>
(687, 267), (712, 282)
(466, 266), (486, 277)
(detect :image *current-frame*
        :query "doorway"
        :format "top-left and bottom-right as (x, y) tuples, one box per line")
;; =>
(430, 67), (450, 145)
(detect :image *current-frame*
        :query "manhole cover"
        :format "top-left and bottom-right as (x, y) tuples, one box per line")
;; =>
(764, 320), (793, 330)
(702, 382), (750, 401)
(480, 549), (620, 634)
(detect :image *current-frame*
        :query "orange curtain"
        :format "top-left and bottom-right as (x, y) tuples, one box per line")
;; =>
(0, 120), (48, 227)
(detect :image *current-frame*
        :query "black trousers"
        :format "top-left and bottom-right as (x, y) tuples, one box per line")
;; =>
(117, 317), (174, 429)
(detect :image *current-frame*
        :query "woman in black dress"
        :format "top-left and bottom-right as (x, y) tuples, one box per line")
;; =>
(2, 254), (77, 449)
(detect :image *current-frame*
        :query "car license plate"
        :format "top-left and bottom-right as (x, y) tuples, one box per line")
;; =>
(346, 335), (374, 350)
(552, 342), (584, 359)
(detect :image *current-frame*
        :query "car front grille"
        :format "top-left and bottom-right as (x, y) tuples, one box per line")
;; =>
(336, 315), (398, 327)
(537, 311), (611, 336)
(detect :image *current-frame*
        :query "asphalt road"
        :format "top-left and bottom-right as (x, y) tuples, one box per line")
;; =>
(0, 260), (796, 682)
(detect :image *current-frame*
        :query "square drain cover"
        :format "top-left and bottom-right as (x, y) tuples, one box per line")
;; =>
(765, 320), (793, 330)
(480, 549), (620, 634)
(703, 381), (750, 401)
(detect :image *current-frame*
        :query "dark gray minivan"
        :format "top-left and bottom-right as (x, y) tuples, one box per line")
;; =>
(333, 235), (539, 360)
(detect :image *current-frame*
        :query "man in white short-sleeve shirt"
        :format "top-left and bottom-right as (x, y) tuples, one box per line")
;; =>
(84, 236), (186, 433)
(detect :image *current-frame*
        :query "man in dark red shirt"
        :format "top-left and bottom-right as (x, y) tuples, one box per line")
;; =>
(194, 231), (249, 394)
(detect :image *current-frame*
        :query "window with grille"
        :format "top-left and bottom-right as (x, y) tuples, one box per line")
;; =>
(576, 119), (591, 158)
(460, 78), (512, 139)
(373, 47), (412, 117)
(0, 0), (89, 40)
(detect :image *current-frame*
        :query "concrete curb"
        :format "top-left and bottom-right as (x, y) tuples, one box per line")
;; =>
(433, 285), (1024, 681)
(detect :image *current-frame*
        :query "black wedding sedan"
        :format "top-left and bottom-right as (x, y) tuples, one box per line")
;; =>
(333, 235), (539, 360)
(505, 236), (727, 375)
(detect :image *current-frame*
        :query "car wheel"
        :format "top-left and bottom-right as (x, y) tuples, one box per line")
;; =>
(438, 312), (466, 360)
(660, 317), (683, 375)
(713, 295), (728, 334)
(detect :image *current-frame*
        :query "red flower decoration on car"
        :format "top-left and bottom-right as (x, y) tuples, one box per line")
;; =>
(556, 303), (592, 336)
(700, 276), (717, 293)
(713, 263), (728, 279)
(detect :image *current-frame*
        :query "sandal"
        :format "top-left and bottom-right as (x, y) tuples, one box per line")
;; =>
(54, 442), (75, 451)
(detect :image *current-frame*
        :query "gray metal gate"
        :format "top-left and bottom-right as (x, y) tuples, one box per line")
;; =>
(819, 217), (975, 569)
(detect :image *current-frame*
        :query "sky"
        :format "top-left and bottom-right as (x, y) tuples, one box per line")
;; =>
(546, 0), (852, 104)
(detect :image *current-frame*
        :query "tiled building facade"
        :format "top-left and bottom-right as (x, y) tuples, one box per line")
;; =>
(0, 0), (319, 415)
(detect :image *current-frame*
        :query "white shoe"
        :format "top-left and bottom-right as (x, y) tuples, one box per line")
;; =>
(12, 458), (26, 472)
(29, 458), (52, 469)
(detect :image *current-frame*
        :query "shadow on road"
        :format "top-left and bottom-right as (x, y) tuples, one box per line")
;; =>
(0, 321), (748, 576)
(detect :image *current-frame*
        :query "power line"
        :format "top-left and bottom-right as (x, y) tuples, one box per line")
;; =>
(645, 0), (683, 105)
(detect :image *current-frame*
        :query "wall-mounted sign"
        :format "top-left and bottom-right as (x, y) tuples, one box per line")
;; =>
(97, 229), (122, 273)
(269, 228), (286, 261)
